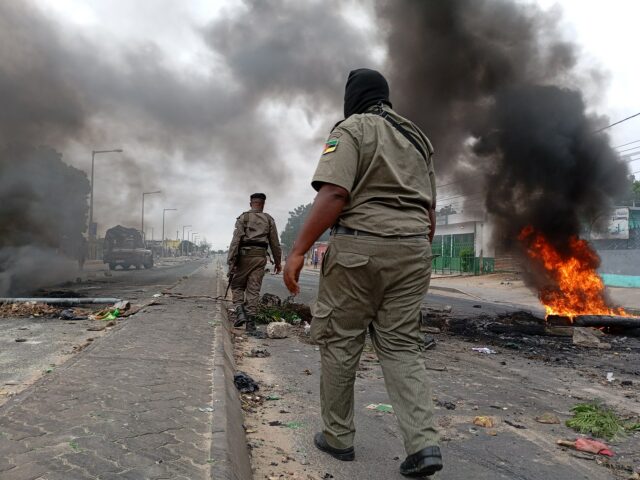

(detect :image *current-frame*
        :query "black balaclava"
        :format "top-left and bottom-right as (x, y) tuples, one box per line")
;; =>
(343, 68), (392, 118)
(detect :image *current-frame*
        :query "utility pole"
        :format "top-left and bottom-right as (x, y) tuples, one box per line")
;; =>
(190, 232), (198, 256)
(162, 208), (177, 257)
(141, 190), (161, 242)
(182, 225), (192, 256)
(88, 148), (122, 258)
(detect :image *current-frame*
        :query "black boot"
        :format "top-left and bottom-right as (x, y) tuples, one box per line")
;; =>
(313, 432), (354, 461)
(400, 446), (442, 477)
(246, 318), (257, 332)
(233, 305), (248, 328)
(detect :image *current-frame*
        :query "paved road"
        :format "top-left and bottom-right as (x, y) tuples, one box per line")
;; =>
(0, 260), (222, 479)
(262, 270), (537, 317)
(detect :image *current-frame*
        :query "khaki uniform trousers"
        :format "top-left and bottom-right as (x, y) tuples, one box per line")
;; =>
(231, 251), (267, 315)
(311, 234), (438, 455)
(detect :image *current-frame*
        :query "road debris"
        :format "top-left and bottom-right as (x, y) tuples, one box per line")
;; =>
(557, 438), (615, 457)
(607, 372), (616, 382)
(566, 402), (630, 439)
(504, 419), (527, 429)
(573, 327), (611, 349)
(0, 302), (60, 318)
(472, 347), (496, 354)
(535, 412), (560, 424)
(267, 322), (291, 339)
(473, 416), (495, 428)
(366, 403), (394, 413)
(435, 399), (456, 410)
(246, 348), (271, 358)
(234, 372), (259, 393)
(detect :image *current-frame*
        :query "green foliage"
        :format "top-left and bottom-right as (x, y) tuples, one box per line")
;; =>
(566, 403), (627, 440)
(254, 305), (301, 325)
(280, 203), (330, 252)
(459, 247), (475, 272)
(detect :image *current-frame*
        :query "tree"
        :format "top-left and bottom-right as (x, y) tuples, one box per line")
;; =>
(280, 203), (330, 253)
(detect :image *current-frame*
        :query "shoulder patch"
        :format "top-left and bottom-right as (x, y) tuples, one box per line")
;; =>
(322, 138), (339, 155)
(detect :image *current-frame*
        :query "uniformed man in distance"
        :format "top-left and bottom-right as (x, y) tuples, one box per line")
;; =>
(283, 68), (442, 477)
(228, 193), (282, 331)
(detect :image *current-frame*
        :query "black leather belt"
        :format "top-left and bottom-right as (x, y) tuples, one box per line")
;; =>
(331, 225), (427, 239)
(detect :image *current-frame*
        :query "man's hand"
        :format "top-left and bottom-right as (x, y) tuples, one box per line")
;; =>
(283, 253), (304, 295)
(274, 263), (282, 275)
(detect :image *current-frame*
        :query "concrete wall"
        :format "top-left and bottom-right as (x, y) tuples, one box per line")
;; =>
(598, 249), (640, 276)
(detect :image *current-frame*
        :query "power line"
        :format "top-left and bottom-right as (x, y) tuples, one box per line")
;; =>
(614, 139), (640, 149)
(436, 174), (484, 189)
(594, 111), (640, 133)
(617, 144), (640, 154)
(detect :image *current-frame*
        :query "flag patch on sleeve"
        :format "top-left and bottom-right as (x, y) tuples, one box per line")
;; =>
(322, 138), (339, 155)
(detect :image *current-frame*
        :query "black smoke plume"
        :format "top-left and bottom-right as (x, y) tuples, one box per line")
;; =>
(0, 145), (89, 295)
(379, 0), (629, 258)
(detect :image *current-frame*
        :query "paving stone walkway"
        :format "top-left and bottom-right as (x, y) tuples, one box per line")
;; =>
(0, 264), (221, 480)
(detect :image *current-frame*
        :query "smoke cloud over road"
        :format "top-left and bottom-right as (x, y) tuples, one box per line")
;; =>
(0, 0), (631, 294)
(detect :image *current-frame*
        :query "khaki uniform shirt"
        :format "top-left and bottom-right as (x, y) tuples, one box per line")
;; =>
(312, 105), (436, 236)
(228, 209), (282, 265)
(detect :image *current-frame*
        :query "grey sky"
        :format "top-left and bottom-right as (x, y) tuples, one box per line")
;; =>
(28, 0), (640, 248)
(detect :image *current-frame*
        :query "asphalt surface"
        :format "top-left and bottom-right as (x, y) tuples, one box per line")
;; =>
(262, 270), (536, 317)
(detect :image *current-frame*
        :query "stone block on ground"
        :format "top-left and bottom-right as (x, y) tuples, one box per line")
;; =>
(266, 322), (291, 339)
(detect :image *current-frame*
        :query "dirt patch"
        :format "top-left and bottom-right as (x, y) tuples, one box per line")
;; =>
(232, 327), (326, 480)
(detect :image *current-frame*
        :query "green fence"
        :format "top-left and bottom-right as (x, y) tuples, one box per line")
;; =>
(431, 233), (494, 275)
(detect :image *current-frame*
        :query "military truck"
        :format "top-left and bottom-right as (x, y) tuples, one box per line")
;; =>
(103, 225), (153, 270)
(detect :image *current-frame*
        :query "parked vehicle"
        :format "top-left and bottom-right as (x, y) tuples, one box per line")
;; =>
(103, 225), (153, 270)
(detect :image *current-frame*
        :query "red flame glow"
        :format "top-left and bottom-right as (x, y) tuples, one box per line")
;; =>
(518, 226), (628, 319)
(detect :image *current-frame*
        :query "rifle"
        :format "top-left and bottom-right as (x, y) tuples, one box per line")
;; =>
(225, 264), (236, 298)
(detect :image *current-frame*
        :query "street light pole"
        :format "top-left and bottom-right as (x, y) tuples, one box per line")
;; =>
(190, 232), (198, 255)
(182, 225), (192, 256)
(141, 190), (161, 242)
(89, 149), (123, 239)
(88, 149), (122, 260)
(162, 208), (177, 257)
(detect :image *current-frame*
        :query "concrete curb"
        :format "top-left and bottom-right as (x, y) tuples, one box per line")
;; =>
(210, 271), (253, 480)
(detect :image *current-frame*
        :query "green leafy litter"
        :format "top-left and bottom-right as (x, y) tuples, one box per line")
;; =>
(266, 394), (281, 401)
(254, 305), (301, 325)
(69, 440), (81, 452)
(566, 402), (638, 440)
(285, 421), (303, 429)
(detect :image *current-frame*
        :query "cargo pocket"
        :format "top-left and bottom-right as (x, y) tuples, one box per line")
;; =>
(310, 301), (333, 346)
(335, 252), (369, 269)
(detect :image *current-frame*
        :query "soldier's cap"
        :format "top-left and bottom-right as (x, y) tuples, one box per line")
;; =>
(250, 193), (267, 201)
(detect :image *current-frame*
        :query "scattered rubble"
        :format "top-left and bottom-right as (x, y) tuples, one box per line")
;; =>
(535, 412), (560, 424)
(267, 322), (291, 339)
(0, 302), (60, 318)
(473, 416), (495, 428)
(573, 327), (611, 349)
(234, 372), (259, 393)
(246, 348), (271, 358)
(557, 438), (615, 457)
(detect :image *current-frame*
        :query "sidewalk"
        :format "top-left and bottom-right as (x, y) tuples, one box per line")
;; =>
(0, 264), (222, 479)
(430, 273), (640, 311)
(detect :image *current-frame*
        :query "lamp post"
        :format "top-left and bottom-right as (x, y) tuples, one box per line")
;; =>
(88, 149), (122, 259)
(162, 208), (177, 257)
(141, 190), (161, 242)
(193, 235), (200, 255)
(89, 149), (123, 238)
(190, 232), (198, 255)
(182, 225), (192, 256)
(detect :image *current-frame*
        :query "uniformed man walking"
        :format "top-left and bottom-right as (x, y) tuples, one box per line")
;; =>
(283, 69), (442, 477)
(228, 193), (282, 331)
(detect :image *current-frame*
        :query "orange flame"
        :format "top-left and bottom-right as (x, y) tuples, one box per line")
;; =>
(518, 226), (628, 319)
